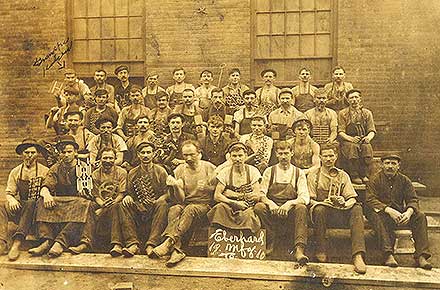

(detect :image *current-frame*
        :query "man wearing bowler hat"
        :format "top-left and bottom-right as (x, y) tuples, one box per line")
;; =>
(0, 139), (49, 261)
(366, 154), (433, 269)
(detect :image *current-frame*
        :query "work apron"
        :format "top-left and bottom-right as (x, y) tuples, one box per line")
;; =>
(267, 166), (298, 206)
(144, 90), (159, 109)
(169, 91), (183, 110)
(239, 108), (254, 135)
(291, 138), (313, 169)
(311, 111), (331, 145)
(295, 87), (315, 113)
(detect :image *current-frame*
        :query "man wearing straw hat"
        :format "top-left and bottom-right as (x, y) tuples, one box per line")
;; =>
(0, 139), (49, 261)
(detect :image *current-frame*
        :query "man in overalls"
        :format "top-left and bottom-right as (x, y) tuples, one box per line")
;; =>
(114, 65), (132, 112)
(0, 139), (49, 260)
(125, 115), (155, 168)
(201, 88), (233, 122)
(254, 141), (309, 263)
(307, 144), (366, 274)
(305, 89), (338, 146)
(222, 68), (250, 112)
(116, 85), (151, 142)
(195, 70), (217, 110)
(142, 72), (166, 109)
(324, 66), (354, 112)
(166, 68), (195, 110)
(255, 68), (281, 115)
(28, 135), (95, 258)
(292, 67), (318, 113)
(84, 89), (119, 135)
(233, 89), (259, 136)
(338, 89), (376, 184)
(173, 88), (202, 135)
(268, 88), (304, 140)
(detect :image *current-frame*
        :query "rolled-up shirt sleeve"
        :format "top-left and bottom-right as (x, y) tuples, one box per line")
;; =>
(296, 169), (310, 205)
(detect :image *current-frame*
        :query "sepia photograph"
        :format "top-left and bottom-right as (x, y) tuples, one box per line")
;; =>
(0, 0), (439, 289)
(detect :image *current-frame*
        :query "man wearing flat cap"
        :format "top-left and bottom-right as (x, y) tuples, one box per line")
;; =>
(110, 141), (169, 257)
(84, 89), (119, 135)
(90, 69), (116, 109)
(366, 154), (433, 270)
(29, 135), (95, 257)
(114, 65), (132, 110)
(0, 139), (49, 260)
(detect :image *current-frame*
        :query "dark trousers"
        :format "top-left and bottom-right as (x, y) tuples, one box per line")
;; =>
(254, 202), (307, 248)
(38, 205), (95, 248)
(0, 200), (37, 242)
(163, 203), (210, 250)
(313, 203), (366, 257)
(367, 210), (431, 259)
(113, 199), (169, 248)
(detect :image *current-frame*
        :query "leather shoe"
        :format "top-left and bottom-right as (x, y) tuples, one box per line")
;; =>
(316, 252), (327, 263)
(294, 246), (309, 266)
(8, 240), (21, 261)
(152, 238), (174, 258)
(352, 178), (363, 184)
(68, 243), (89, 255)
(417, 255), (433, 270)
(0, 240), (8, 255)
(47, 242), (64, 258)
(110, 244), (123, 257)
(165, 249), (186, 267)
(353, 253), (367, 274)
(384, 254), (398, 267)
(122, 244), (139, 258)
(29, 240), (51, 256)
(145, 245), (154, 257)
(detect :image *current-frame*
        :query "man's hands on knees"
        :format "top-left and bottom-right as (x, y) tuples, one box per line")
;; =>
(6, 195), (21, 213)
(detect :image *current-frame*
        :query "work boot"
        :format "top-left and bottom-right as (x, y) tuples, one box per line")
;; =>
(294, 246), (309, 266)
(152, 238), (174, 258)
(0, 240), (8, 255)
(28, 240), (51, 256)
(165, 249), (186, 267)
(353, 253), (367, 274)
(352, 177), (363, 185)
(145, 245), (155, 258)
(384, 254), (398, 267)
(361, 176), (369, 184)
(315, 252), (327, 263)
(110, 244), (123, 257)
(47, 242), (64, 258)
(8, 239), (22, 261)
(68, 243), (89, 255)
(417, 255), (433, 270)
(122, 244), (139, 258)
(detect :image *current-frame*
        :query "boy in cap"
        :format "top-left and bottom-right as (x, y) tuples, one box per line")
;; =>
(366, 154), (432, 269)
(84, 89), (119, 135)
(114, 65), (132, 110)
(0, 139), (49, 260)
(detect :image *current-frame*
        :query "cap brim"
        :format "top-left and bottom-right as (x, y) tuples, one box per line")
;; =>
(16, 143), (49, 156)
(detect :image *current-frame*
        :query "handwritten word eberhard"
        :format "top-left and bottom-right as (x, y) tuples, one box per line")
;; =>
(33, 38), (72, 73)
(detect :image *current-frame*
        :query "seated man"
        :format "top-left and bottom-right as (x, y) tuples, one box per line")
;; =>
(199, 115), (236, 166)
(112, 142), (169, 257)
(173, 88), (203, 135)
(87, 118), (127, 168)
(254, 141), (309, 263)
(29, 135), (95, 257)
(292, 67), (319, 113)
(116, 85), (152, 141)
(84, 89), (119, 135)
(64, 109), (95, 159)
(149, 90), (172, 137)
(201, 88), (233, 122)
(91, 147), (127, 251)
(307, 144), (366, 274)
(268, 88), (303, 140)
(153, 140), (216, 267)
(194, 70), (217, 110)
(305, 89), (338, 146)
(324, 66), (353, 112)
(240, 116), (273, 173)
(0, 139), (49, 261)
(338, 89), (376, 184)
(365, 154), (432, 269)
(234, 89), (259, 136)
(286, 116), (320, 175)
(125, 115), (155, 168)
(208, 142), (262, 234)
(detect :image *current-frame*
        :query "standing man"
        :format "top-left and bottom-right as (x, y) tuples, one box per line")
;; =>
(114, 65), (132, 111)
(222, 68), (250, 112)
(142, 72), (166, 109)
(195, 70), (217, 110)
(90, 69), (115, 108)
(338, 89), (376, 184)
(256, 69), (280, 113)
(254, 141), (309, 263)
(84, 89), (119, 135)
(305, 89), (338, 146)
(324, 66), (354, 112)
(166, 68), (195, 110)
(28, 135), (95, 257)
(233, 89), (260, 136)
(307, 144), (366, 274)
(152, 140), (216, 267)
(365, 155), (432, 269)
(0, 139), (49, 260)
(112, 142), (169, 257)
(292, 67), (318, 113)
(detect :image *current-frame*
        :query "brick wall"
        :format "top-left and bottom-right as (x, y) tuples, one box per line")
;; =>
(337, 0), (440, 194)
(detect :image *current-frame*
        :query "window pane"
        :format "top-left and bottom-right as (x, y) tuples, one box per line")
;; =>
(271, 36), (285, 57)
(286, 0), (300, 10)
(256, 14), (270, 35)
(129, 0), (143, 16)
(129, 17), (142, 38)
(73, 0), (87, 17)
(317, 11), (330, 32)
(300, 35), (314, 56)
(102, 18), (115, 38)
(102, 39), (115, 59)
(116, 39), (129, 59)
(316, 34), (331, 55)
(300, 0), (315, 10)
(286, 12), (299, 34)
(73, 40), (87, 60)
(272, 0), (285, 11)
(88, 19), (101, 39)
(115, 18), (129, 38)
(73, 19), (87, 39)
(285, 35), (299, 57)
(316, 0), (331, 10)
(300, 12), (315, 33)
(89, 40), (102, 60)
(129, 39), (143, 60)
(271, 13), (284, 34)
(256, 36), (270, 58)
(256, 0), (270, 11)
(101, 0), (114, 16)
(87, 0), (101, 17)
(115, 0), (128, 16)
